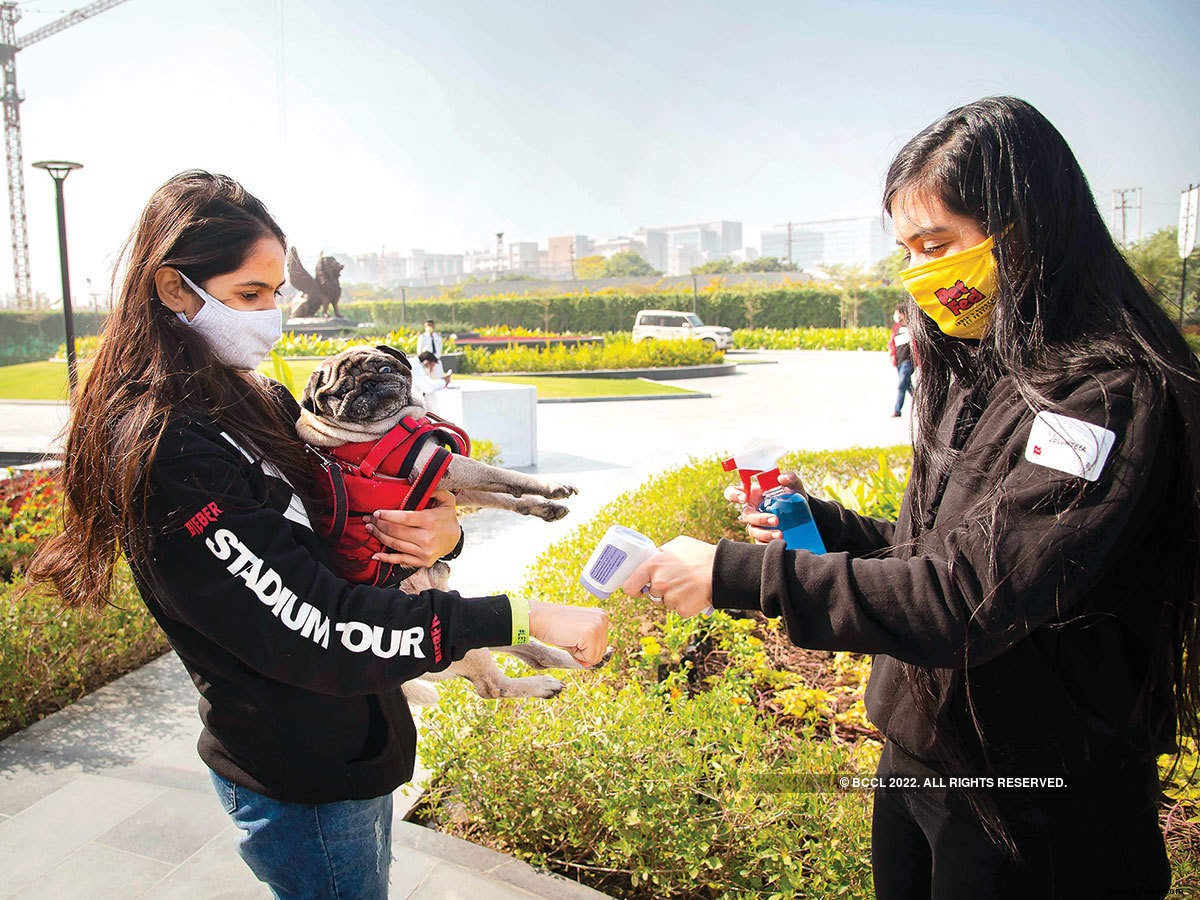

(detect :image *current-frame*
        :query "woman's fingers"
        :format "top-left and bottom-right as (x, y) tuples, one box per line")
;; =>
(745, 525), (782, 544)
(621, 555), (659, 598)
(372, 548), (428, 567)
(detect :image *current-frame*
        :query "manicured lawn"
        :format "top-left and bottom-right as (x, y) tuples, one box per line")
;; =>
(0, 361), (78, 401)
(0, 359), (698, 402)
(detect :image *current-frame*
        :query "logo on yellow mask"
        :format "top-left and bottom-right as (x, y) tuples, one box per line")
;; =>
(900, 235), (998, 339)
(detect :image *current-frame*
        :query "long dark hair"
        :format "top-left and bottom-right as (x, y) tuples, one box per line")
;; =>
(884, 97), (1200, 851)
(26, 170), (314, 610)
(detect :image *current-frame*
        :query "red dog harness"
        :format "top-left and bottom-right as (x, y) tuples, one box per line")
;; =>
(309, 413), (471, 588)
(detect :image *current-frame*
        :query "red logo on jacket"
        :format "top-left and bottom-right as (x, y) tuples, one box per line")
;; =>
(935, 280), (986, 316)
(184, 501), (223, 537)
(430, 614), (444, 663)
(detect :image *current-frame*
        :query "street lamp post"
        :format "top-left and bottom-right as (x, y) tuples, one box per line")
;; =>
(33, 160), (83, 398)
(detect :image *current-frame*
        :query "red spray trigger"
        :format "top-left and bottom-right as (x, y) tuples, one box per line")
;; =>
(724, 446), (786, 498)
(722, 456), (760, 496)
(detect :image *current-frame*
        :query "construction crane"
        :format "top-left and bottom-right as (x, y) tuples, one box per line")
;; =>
(0, 0), (130, 308)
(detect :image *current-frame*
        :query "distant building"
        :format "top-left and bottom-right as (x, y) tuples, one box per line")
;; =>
(547, 235), (592, 280)
(669, 244), (705, 275)
(632, 229), (669, 273)
(636, 221), (743, 274)
(507, 242), (540, 277)
(591, 235), (647, 260)
(761, 217), (893, 270)
(404, 250), (464, 284)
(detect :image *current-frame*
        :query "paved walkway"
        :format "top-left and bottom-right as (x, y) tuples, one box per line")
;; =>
(0, 351), (910, 898)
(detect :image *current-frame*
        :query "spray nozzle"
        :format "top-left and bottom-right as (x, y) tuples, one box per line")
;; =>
(722, 445), (786, 496)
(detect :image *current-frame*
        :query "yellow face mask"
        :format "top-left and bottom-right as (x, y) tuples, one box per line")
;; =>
(900, 235), (998, 339)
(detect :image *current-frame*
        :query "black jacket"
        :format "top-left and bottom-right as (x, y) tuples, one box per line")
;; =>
(126, 389), (513, 803)
(714, 365), (1183, 778)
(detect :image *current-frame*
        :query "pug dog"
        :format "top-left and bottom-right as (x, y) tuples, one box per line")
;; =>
(295, 345), (600, 704)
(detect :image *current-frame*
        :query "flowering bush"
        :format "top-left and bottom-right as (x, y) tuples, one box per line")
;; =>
(415, 447), (911, 898)
(0, 469), (168, 738)
(460, 334), (721, 373)
(0, 472), (62, 580)
(732, 327), (890, 351)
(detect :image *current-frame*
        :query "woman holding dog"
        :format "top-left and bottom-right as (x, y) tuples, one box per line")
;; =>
(26, 171), (609, 899)
(629, 97), (1200, 899)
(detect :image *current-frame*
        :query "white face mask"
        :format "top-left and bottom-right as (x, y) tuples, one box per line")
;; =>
(174, 270), (282, 370)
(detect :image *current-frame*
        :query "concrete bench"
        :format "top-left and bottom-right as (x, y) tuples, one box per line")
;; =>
(422, 381), (537, 468)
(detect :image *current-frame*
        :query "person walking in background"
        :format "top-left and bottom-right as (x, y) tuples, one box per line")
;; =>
(888, 305), (917, 417)
(417, 319), (443, 358)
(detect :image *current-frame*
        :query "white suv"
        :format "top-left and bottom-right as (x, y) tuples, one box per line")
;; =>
(632, 309), (732, 351)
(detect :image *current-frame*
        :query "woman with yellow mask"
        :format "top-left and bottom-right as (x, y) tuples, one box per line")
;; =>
(625, 97), (1200, 898)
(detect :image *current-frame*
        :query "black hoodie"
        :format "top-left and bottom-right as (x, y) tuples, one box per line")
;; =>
(713, 365), (1182, 779)
(126, 389), (513, 803)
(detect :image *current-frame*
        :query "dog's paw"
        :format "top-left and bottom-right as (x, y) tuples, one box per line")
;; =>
(520, 675), (565, 699)
(588, 647), (615, 670)
(544, 482), (578, 500)
(533, 502), (570, 522)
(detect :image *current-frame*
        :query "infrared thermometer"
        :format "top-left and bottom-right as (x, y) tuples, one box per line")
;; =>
(579, 525), (714, 615)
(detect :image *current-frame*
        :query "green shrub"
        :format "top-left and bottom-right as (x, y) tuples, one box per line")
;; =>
(460, 335), (721, 374)
(1186, 332), (1200, 355)
(732, 327), (890, 352)
(415, 447), (912, 898)
(418, 677), (878, 899)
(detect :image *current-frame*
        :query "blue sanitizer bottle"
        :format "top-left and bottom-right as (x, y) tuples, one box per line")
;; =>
(723, 449), (826, 554)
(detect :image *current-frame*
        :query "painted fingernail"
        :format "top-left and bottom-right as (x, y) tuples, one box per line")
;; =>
(364, 523), (374, 532)
(768, 517), (778, 526)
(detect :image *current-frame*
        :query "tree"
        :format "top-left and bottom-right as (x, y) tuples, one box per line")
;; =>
(1122, 227), (1200, 324)
(872, 246), (907, 285)
(691, 259), (733, 275)
(574, 255), (607, 279)
(735, 256), (798, 273)
(603, 251), (660, 277)
(824, 263), (871, 328)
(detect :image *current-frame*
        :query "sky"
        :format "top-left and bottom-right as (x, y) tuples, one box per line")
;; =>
(6, 0), (1199, 303)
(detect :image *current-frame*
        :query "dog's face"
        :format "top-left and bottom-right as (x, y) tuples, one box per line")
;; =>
(301, 345), (414, 425)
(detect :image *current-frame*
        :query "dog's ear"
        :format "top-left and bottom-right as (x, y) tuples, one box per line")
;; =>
(375, 345), (412, 371)
(300, 366), (328, 413)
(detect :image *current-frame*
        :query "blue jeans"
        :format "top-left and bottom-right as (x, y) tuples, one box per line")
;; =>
(895, 360), (915, 415)
(209, 770), (392, 899)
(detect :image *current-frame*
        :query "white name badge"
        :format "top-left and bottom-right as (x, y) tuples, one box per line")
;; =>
(1024, 411), (1116, 482)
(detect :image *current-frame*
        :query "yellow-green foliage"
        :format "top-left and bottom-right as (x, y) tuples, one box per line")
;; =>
(732, 327), (890, 351)
(419, 676), (879, 899)
(416, 447), (912, 898)
(459, 334), (721, 374)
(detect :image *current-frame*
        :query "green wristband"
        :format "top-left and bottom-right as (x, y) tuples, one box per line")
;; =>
(509, 596), (530, 646)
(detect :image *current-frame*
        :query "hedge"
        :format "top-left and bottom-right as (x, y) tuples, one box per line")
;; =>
(0, 310), (108, 366)
(341, 286), (906, 334)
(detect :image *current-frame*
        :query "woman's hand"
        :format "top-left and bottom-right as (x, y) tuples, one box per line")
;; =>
(365, 490), (461, 569)
(723, 471), (807, 544)
(528, 600), (610, 667)
(621, 535), (717, 618)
